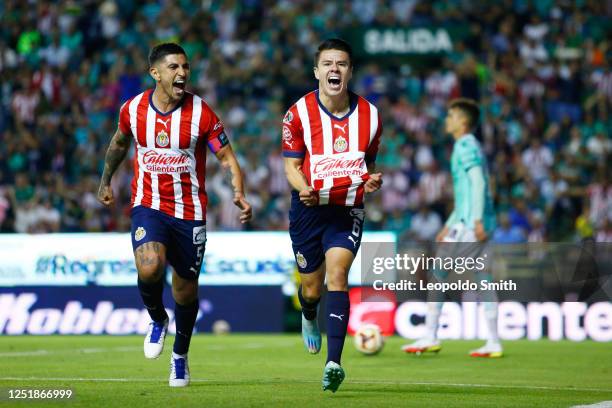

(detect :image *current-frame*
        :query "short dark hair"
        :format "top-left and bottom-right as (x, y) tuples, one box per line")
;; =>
(314, 38), (353, 67)
(449, 98), (480, 129)
(148, 43), (187, 66)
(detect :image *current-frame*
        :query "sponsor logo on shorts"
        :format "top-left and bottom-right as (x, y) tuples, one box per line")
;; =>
(348, 209), (365, 248)
(156, 130), (169, 147)
(295, 251), (307, 269)
(134, 227), (146, 242)
(350, 208), (365, 221)
(193, 226), (206, 245)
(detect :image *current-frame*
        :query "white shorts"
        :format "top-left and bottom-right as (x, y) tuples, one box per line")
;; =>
(443, 222), (477, 243)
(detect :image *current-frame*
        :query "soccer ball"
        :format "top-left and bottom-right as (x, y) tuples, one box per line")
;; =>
(212, 320), (230, 335)
(353, 323), (384, 355)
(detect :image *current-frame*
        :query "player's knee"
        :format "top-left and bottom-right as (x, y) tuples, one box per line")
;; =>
(172, 281), (198, 305)
(301, 282), (321, 301)
(137, 258), (165, 282)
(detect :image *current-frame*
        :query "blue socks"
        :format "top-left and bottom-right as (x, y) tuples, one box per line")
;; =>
(137, 278), (168, 323)
(173, 299), (199, 355)
(326, 291), (349, 364)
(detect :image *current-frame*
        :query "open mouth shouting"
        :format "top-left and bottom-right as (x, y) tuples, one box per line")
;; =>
(173, 78), (186, 96)
(327, 74), (342, 92)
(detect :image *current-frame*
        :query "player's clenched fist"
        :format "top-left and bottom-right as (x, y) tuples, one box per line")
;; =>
(364, 172), (383, 193)
(299, 187), (318, 207)
(97, 184), (115, 207)
(233, 194), (253, 223)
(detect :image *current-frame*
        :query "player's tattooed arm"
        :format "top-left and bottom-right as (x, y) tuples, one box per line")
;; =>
(97, 128), (132, 207)
(365, 162), (383, 194)
(215, 145), (252, 223)
(284, 157), (318, 206)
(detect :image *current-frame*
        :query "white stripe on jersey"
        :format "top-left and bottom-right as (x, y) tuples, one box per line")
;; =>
(130, 93), (145, 206)
(369, 103), (379, 145)
(296, 98), (312, 187)
(170, 107), (184, 219)
(296, 98), (312, 159)
(346, 107), (361, 206)
(189, 97), (203, 220)
(318, 106), (334, 205)
(145, 106), (160, 210)
(296, 98), (311, 152)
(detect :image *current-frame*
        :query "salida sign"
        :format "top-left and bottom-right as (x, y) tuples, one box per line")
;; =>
(344, 27), (458, 58)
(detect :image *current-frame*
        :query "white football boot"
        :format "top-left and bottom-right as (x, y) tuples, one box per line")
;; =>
(401, 338), (442, 355)
(169, 352), (190, 387)
(143, 318), (169, 359)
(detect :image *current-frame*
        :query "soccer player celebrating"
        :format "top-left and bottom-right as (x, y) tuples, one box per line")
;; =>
(282, 39), (383, 392)
(402, 98), (501, 358)
(97, 43), (252, 387)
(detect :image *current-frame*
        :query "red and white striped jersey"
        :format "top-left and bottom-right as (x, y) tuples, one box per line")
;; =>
(118, 89), (228, 220)
(282, 90), (382, 206)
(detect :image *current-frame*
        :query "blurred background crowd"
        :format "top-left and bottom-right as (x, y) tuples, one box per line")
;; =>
(0, 0), (610, 243)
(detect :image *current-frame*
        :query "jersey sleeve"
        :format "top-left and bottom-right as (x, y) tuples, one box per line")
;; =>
(118, 101), (132, 136)
(467, 166), (486, 221)
(200, 102), (230, 153)
(365, 111), (383, 164)
(457, 139), (482, 172)
(281, 106), (305, 158)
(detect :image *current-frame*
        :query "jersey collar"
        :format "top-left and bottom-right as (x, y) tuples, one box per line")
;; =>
(315, 90), (358, 121)
(148, 89), (186, 116)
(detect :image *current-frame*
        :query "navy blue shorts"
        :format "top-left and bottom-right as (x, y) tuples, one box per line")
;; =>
(289, 191), (365, 273)
(131, 206), (206, 280)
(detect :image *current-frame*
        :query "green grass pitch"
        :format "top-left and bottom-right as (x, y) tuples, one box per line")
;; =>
(0, 335), (610, 407)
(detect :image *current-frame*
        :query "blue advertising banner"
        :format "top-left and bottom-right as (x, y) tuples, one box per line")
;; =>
(0, 286), (284, 335)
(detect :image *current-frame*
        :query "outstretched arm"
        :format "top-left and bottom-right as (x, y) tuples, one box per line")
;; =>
(215, 144), (252, 223)
(97, 128), (131, 207)
(283, 157), (317, 206)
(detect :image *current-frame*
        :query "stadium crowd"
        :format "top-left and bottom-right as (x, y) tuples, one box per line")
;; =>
(0, 0), (610, 243)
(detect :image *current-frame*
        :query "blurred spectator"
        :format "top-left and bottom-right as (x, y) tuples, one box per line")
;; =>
(418, 161), (449, 217)
(587, 172), (612, 230)
(575, 205), (594, 241)
(408, 203), (442, 243)
(595, 218), (612, 242)
(521, 138), (553, 185)
(492, 213), (527, 244)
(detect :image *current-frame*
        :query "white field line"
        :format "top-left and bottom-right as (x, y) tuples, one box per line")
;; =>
(0, 342), (295, 357)
(0, 346), (140, 357)
(0, 377), (610, 393)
